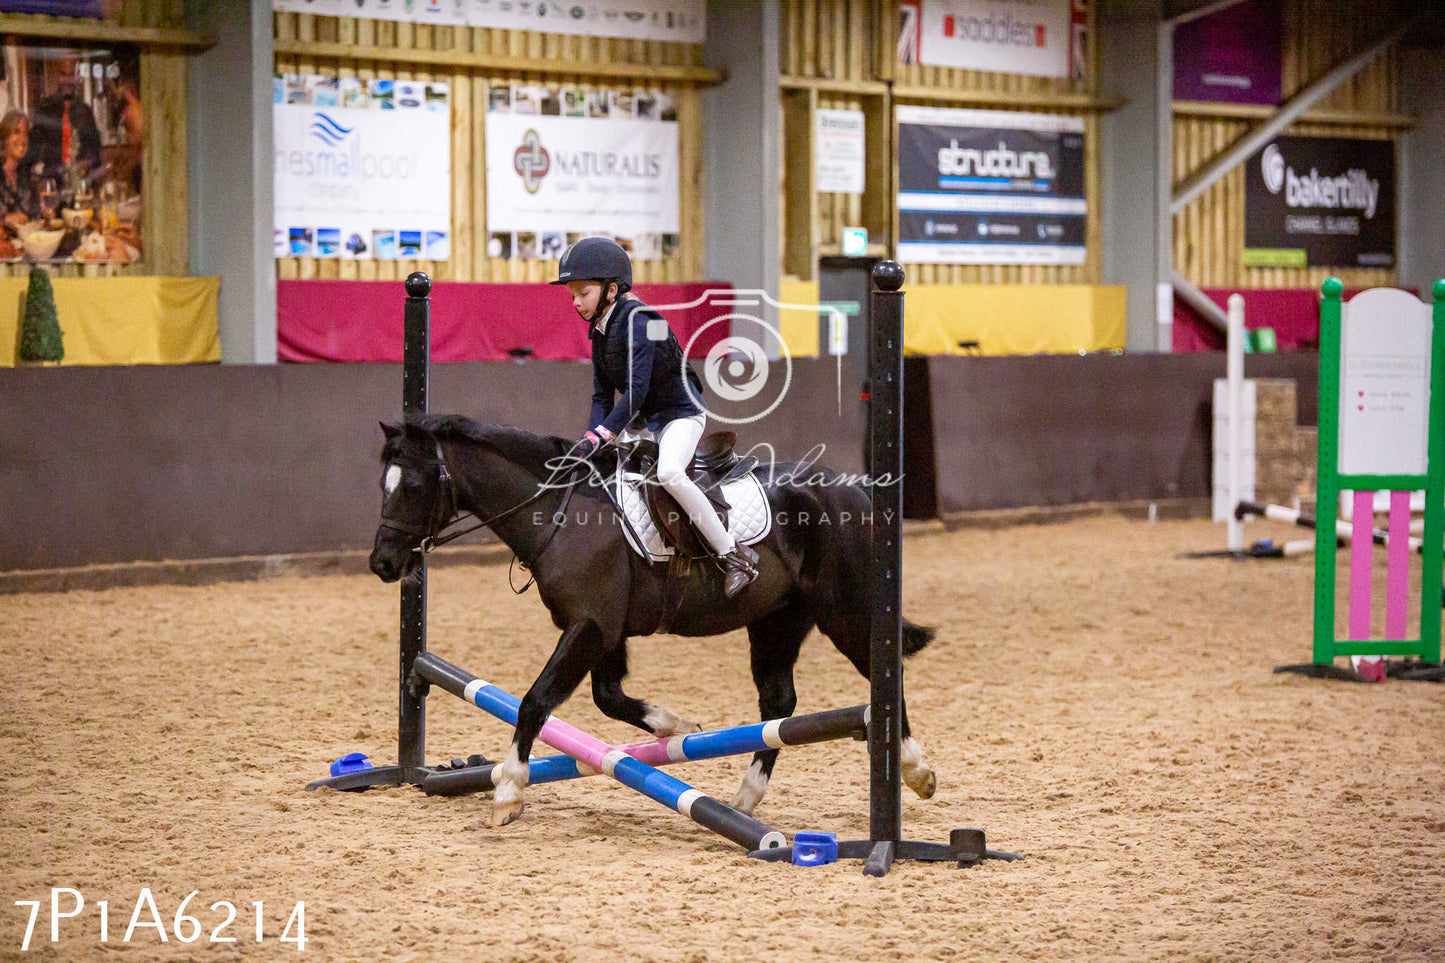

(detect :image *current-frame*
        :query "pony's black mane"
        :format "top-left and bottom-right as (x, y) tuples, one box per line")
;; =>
(382, 413), (570, 472)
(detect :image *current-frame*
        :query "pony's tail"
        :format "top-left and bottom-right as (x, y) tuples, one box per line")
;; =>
(903, 620), (936, 657)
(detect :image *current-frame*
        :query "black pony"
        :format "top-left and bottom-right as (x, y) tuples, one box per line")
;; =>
(371, 415), (938, 827)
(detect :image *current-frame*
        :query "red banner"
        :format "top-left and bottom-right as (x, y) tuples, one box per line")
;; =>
(1171, 286), (1401, 353)
(277, 280), (733, 363)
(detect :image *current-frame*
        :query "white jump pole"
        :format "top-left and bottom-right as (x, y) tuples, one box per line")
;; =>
(1246, 501), (1424, 552)
(1227, 294), (1246, 553)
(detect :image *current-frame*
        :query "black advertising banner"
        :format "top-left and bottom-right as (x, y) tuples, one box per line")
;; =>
(896, 105), (1086, 264)
(1244, 135), (1395, 269)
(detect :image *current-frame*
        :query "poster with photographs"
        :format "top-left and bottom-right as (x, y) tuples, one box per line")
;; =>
(273, 73), (451, 261)
(0, 42), (143, 264)
(485, 84), (679, 262)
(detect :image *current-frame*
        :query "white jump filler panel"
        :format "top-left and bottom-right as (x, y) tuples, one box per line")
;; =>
(1212, 378), (1256, 524)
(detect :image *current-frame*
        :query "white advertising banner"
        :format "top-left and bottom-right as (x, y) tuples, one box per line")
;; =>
(273, 0), (340, 13)
(467, 0), (704, 42)
(356, 0), (468, 24)
(274, 75), (451, 260)
(485, 111), (679, 240)
(918, 0), (1072, 79)
(272, 0), (704, 41)
(815, 108), (865, 195)
(274, 0), (468, 22)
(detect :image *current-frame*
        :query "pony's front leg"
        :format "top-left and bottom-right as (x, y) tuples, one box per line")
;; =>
(493, 618), (606, 828)
(590, 643), (703, 737)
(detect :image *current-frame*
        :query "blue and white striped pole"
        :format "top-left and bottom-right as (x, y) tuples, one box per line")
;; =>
(423, 704), (869, 797)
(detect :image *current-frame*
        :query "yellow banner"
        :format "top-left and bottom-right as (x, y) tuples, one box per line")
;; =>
(1, 276), (219, 367)
(777, 280), (1126, 356)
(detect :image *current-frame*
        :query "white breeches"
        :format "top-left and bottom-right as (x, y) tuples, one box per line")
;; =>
(625, 414), (735, 556)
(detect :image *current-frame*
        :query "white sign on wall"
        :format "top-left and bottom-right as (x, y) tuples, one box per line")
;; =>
(485, 111), (679, 238)
(815, 108), (865, 194)
(272, 0), (705, 41)
(1338, 287), (1433, 477)
(918, 0), (1072, 79)
(274, 75), (451, 260)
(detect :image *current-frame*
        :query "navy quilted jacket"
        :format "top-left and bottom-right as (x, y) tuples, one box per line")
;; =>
(587, 298), (705, 435)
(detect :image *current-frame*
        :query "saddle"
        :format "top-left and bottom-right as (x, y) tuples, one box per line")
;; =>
(621, 431), (759, 559)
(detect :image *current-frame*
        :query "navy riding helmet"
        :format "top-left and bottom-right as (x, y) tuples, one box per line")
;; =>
(551, 237), (632, 294)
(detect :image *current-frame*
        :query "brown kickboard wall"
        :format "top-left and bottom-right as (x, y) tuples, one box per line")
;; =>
(0, 359), (863, 571)
(926, 352), (1319, 513)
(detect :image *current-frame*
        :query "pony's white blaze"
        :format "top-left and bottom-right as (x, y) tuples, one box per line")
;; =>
(729, 759), (770, 815)
(384, 464), (402, 494)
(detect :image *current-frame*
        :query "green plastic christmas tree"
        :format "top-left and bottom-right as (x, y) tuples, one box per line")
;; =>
(19, 266), (63, 363)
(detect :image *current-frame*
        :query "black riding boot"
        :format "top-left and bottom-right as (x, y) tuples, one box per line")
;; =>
(721, 543), (760, 599)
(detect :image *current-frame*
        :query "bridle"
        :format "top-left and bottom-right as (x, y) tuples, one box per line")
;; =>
(378, 436), (581, 564)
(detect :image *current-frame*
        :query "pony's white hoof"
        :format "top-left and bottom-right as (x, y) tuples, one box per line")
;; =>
(901, 736), (935, 799)
(492, 799), (524, 827)
(729, 759), (769, 815)
(644, 706), (703, 738)
(905, 768), (937, 799)
(491, 745), (528, 826)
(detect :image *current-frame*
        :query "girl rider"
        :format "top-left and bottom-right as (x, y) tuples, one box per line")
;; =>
(554, 237), (760, 599)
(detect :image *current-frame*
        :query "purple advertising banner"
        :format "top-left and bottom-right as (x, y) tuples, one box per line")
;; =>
(0, 1), (104, 15)
(1173, 0), (1281, 106)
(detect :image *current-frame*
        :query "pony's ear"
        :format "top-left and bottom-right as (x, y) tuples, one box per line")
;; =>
(380, 421), (402, 440)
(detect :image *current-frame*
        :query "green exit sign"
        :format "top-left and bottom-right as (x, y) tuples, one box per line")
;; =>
(841, 227), (868, 257)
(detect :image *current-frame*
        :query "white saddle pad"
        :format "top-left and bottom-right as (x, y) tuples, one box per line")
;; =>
(608, 468), (772, 563)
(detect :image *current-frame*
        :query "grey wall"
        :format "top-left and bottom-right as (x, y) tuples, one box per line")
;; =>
(188, 0), (276, 364)
(703, 1), (781, 336)
(1400, 44), (1445, 294)
(1100, 0), (1169, 353)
